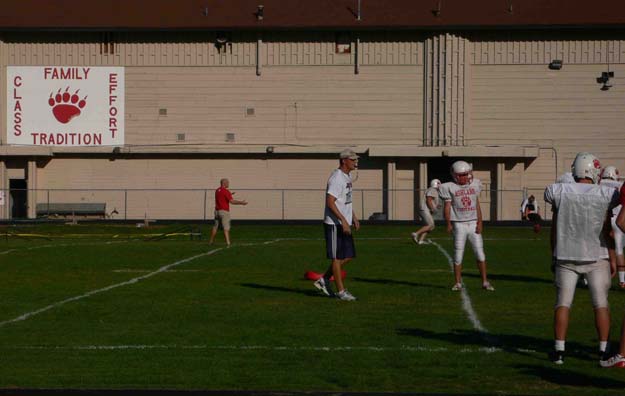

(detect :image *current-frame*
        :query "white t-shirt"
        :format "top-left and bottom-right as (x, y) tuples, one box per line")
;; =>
(324, 168), (354, 226)
(420, 187), (440, 212)
(599, 178), (623, 216)
(544, 182), (620, 261)
(439, 179), (481, 222)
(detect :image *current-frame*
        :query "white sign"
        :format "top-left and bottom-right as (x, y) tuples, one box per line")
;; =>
(7, 66), (124, 146)
(0, 191), (4, 206)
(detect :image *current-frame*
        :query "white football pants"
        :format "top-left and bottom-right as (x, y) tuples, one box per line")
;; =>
(452, 220), (486, 265)
(611, 216), (625, 256)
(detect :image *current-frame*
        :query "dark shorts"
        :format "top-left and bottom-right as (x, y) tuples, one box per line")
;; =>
(324, 223), (356, 260)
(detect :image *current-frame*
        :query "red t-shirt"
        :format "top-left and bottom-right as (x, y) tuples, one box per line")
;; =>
(215, 187), (233, 211)
(620, 183), (625, 206)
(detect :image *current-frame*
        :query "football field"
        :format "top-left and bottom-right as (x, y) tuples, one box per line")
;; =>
(2, 223), (625, 395)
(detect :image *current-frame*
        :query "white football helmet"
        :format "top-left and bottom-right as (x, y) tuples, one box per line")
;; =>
(601, 165), (619, 181)
(430, 179), (441, 189)
(451, 160), (473, 185)
(571, 152), (601, 184)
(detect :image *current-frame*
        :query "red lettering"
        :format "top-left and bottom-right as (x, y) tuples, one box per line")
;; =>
(14, 124), (21, 136)
(13, 76), (22, 87)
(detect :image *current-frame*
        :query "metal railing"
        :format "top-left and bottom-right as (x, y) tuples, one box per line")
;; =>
(0, 188), (549, 221)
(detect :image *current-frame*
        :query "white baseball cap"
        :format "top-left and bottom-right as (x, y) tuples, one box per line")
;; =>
(339, 148), (359, 160)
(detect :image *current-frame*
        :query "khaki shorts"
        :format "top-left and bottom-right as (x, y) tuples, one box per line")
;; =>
(213, 210), (231, 231)
(418, 209), (435, 228)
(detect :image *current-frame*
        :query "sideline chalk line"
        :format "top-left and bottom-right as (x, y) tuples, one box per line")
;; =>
(429, 239), (488, 333)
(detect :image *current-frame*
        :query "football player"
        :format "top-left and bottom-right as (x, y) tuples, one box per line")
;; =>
(599, 166), (625, 289)
(602, 177), (625, 367)
(411, 179), (441, 245)
(545, 152), (619, 365)
(439, 160), (494, 291)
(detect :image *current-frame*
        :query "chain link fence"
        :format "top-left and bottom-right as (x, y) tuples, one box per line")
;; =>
(0, 188), (552, 222)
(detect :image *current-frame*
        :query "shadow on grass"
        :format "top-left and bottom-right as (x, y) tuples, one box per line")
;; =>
(515, 364), (625, 388)
(240, 283), (323, 297)
(397, 328), (595, 361)
(352, 276), (446, 289)
(463, 272), (552, 285)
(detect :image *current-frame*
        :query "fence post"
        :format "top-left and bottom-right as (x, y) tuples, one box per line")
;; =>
(47, 190), (50, 216)
(124, 190), (128, 220)
(203, 189), (207, 220)
(281, 190), (285, 220)
(361, 190), (364, 220)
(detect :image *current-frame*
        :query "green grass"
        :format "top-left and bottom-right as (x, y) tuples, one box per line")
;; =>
(1, 224), (625, 394)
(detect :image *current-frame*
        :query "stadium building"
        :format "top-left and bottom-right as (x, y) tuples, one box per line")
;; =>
(1, 0), (624, 221)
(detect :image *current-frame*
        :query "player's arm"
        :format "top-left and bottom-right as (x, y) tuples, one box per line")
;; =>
(444, 200), (452, 233)
(327, 193), (351, 234)
(475, 197), (483, 234)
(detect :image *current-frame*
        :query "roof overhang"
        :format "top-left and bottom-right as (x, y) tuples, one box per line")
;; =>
(367, 145), (540, 158)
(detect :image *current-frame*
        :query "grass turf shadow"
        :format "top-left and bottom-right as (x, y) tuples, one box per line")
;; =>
(240, 283), (324, 297)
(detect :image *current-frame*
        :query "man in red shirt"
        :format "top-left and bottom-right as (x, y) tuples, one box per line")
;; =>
(208, 178), (248, 247)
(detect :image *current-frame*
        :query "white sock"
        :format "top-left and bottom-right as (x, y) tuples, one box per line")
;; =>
(600, 341), (608, 353)
(619, 271), (625, 283)
(555, 340), (565, 351)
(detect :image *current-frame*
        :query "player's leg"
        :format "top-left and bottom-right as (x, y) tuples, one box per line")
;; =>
(452, 222), (467, 289)
(467, 227), (492, 290)
(552, 263), (579, 364)
(413, 209), (434, 244)
(585, 260), (612, 355)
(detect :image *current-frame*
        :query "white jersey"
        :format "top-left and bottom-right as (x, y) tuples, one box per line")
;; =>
(420, 187), (440, 212)
(324, 168), (354, 226)
(544, 183), (620, 261)
(439, 179), (481, 222)
(599, 179), (623, 216)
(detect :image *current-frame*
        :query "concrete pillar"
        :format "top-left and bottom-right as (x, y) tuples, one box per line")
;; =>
(496, 162), (505, 221)
(27, 160), (37, 219)
(0, 160), (6, 219)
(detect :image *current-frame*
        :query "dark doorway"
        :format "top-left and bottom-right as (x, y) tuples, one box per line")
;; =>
(427, 157), (459, 184)
(9, 179), (27, 219)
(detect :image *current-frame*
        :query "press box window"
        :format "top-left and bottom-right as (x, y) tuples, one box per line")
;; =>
(335, 33), (351, 54)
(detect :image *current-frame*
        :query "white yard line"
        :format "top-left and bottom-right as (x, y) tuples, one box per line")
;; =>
(0, 240), (127, 255)
(0, 247), (223, 328)
(3, 344), (531, 354)
(0, 239), (282, 327)
(429, 239), (488, 333)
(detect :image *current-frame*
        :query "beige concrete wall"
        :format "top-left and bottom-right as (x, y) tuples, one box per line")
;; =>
(125, 65), (423, 147)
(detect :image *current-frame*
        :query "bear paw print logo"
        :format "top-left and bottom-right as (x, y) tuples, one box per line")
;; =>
(48, 88), (87, 124)
(461, 195), (472, 208)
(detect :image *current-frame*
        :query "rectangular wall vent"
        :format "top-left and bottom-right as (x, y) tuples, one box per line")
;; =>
(245, 107), (255, 116)
(176, 133), (186, 142)
(225, 133), (235, 142)
(159, 108), (168, 116)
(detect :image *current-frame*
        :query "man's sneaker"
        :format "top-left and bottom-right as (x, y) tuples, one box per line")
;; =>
(482, 282), (495, 291)
(411, 232), (419, 244)
(336, 289), (357, 301)
(313, 277), (333, 297)
(549, 350), (565, 365)
(600, 353), (625, 368)
(451, 283), (463, 291)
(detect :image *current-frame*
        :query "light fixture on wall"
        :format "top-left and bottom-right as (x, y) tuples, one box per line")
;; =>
(266, 146), (274, 154)
(597, 71), (614, 91)
(548, 59), (563, 70)
(256, 5), (264, 21)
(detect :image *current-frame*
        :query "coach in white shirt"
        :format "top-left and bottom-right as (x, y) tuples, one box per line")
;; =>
(545, 152), (619, 365)
(313, 148), (360, 302)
